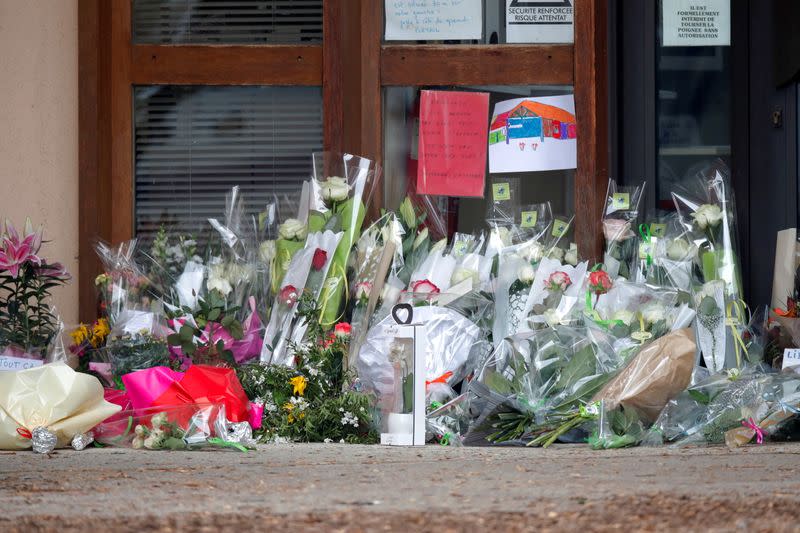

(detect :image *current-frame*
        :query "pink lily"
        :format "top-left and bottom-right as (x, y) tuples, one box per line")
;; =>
(36, 262), (71, 281)
(0, 218), (44, 278)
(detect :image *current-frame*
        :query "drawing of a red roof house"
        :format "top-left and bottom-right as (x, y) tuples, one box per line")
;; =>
(489, 100), (577, 144)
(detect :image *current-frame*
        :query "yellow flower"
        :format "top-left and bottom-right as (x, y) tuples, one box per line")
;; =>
(90, 318), (111, 347)
(69, 324), (90, 346)
(290, 375), (307, 397)
(284, 402), (295, 423)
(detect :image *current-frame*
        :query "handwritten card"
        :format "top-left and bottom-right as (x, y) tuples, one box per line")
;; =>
(0, 355), (43, 372)
(417, 90), (489, 198)
(385, 0), (482, 41)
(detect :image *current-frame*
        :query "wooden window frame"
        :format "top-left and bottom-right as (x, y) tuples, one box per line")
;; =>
(79, 0), (607, 321)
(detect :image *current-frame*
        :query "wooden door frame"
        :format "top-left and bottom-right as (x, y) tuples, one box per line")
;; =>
(78, 0), (608, 321)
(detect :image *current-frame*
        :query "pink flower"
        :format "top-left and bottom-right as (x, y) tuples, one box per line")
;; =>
(311, 248), (328, 271)
(355, 281), (372, 301)
(36, 262), (71, 281)
(410, 279), (440, 295)
(0, 219), (43, 278)
(545, 271), (572, 293)
(279, 284), (299, 306)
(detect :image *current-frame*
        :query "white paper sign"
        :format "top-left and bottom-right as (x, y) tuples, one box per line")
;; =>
(488, 94), (577, 174)
(505, 0), (574, 44)
(0, 356), (44, 372)
(384, 0), (482, 41)
(783, 348), (800, 374)
(662, 0), (730, 47)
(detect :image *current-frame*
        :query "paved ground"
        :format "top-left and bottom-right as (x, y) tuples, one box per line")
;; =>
(2, 443), (800, 532)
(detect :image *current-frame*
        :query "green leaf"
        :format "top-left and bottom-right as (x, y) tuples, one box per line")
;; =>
(179, 325), (194, 341)
(688, 389), (711, 405)
(166, 333), (182, 346)
(484, 369), (514, 395)
(207, 308), (221, 321)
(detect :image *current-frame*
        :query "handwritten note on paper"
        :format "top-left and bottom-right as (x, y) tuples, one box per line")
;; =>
(417, 90), (489, 198)
(385, 0), (483, 41)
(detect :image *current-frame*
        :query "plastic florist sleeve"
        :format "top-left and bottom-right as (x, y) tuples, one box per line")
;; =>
(0, 363), (121, 452)
(310, 152), (382, 327)
(94, 403), (256, 451)
(602, 179), (645, 280)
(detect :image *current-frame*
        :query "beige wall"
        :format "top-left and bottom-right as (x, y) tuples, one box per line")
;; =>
(0, 0), (79, 324)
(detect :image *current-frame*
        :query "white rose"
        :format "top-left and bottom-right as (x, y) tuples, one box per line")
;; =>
(320, 176), (351, 202)
(517, 264), (535, 283)
(451, 267), (478, 286)
(279, 218), (308, 240)
(640, 304), (666, 325)
(612, 309), (635, 326)
(522, 242), (543, 263)
(496, 226), (512, 246)
(564, 246), (578, 266)
(691, 204), (723, 230)
(206, 263), (233, 295)
(543, 308), (562, 327)
(666, 238), (693, 261)
(548, 247), (565, 261)
(259, 240), (276, 264)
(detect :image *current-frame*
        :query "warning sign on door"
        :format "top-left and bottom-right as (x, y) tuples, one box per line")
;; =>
(505, 0), (573, 44)
(662, 0), (730, 47)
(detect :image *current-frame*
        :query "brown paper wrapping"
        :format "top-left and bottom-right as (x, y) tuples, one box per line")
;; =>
(593, 328), (696, 424)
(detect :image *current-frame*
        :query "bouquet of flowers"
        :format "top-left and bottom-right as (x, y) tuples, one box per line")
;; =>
(464, 325), (623, 447)
(645, 369), (800, 447)
(521, 254), (588, 329)
(310, 152), (381, 327)
(238, 295), (377, 443)
(602, 180), (645, 280)
(0, 218), (70, 360)
(94, 403), (256, 451)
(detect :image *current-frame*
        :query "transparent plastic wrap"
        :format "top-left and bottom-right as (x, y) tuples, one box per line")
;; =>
(493, 215), (556, 341)
(585, 280), (696, 357)
(648, 214), (697, 291)
(672, 161), (743, 300)
(94, 239), (152, 324)
(356, 303), (487, 403)
(0, 362), (121, 452)
(544, 213), (576, 264)
(101, 306), (173, 380)
(310, 151), (382, 327)
(522, 255), (588, 330)
(94, 403), (256, 451)
(463, 325), (624, 446)
(486, 177), (521, 228)
(348, 213), (405, 367)
(645, 369), (799, 447)
(602, 179), (645, 280)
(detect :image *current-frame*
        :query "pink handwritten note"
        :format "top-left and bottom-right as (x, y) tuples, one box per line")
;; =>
(417, 90), (489, 197)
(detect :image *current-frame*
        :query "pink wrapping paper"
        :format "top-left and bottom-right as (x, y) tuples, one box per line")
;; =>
(121, 366), (185, 410)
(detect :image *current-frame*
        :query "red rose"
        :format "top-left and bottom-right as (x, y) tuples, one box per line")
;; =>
(279, 284), (299, 306)
(334, 322), (352, 337)
(311, 248), (328, 271)
(588, 270), (612, 295)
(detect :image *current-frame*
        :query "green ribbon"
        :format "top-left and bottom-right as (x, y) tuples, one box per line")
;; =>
(726, 299), (750, 369)
(207, 437), (250, 452)
(638, 223), (653, 267)
(439, 433), (451, 446)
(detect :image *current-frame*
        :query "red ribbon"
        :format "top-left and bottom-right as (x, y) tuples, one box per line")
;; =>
(16, 427), (32, 439)
(742, 417), (764, 444)
(425, 371), (453, 389)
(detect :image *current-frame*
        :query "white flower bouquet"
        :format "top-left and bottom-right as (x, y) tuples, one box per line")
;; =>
(602, 179), (645, 280)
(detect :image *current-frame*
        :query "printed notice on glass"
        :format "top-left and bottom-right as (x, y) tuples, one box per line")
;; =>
(505, 0), (574, 44)
(662, 0), (730, 47)
(488, 94), (577, 174)
(417, 90), (489, 197)
(385, 0), (482, 41)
